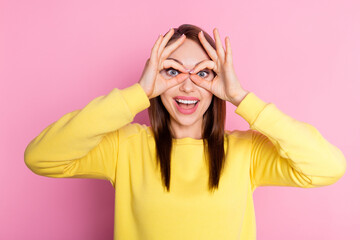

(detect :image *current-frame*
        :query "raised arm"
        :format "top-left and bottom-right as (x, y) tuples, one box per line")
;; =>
(24, 83), (150, 188)
(235, 92), (346, 191)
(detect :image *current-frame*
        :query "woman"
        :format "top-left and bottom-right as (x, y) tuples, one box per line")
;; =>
(24, 24), (346, 240)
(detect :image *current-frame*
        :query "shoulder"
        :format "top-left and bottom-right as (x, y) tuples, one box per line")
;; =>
(223, 130), (255, 160)
(117, 122), (152, 141)
(225, 129), (254, 142)
(225, 129), (270, 149)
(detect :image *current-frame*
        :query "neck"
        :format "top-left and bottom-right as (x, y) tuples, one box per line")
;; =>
(170, 117), (203, 139)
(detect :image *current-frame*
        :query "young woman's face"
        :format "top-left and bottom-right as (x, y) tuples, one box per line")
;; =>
(160, 38), (215, 129)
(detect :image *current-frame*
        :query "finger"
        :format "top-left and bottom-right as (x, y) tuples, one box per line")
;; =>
(189, 74), (213, 92)
(162, 59), (189, 73)
(158, 28), (175, 59)
(225, 36), (233, 65)
(198, 31), (218, 61)
(189, 60), (216, 75)
(213, 28), (225, 62)
(160, 34), (186, 61)
(150, 34), (163, 64)
(166, 72), (189, 88)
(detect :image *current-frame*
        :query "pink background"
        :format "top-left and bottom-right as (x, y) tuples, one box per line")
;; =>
(1, 0), (359, 239)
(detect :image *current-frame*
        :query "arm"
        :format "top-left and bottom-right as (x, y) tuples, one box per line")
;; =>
(235, 92), (346, 191)
(24, 83), (150, 188)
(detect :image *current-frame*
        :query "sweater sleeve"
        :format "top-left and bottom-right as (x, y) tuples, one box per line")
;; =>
(24, 83), (150, 188)
(235, 92), (346, 191)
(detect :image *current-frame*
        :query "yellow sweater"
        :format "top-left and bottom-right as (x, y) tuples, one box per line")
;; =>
(24, 83), (346, 240)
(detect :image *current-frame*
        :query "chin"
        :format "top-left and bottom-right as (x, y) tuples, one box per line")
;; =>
(171, 113), (202, 126)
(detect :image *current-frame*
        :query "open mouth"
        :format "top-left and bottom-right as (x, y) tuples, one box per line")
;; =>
(174, 99), (199, 109)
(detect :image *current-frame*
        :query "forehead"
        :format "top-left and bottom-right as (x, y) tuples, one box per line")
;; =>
(167, 39), (210, 68)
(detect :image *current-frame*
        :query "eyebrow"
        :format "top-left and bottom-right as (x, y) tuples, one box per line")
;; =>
(166, 58), (206, 67)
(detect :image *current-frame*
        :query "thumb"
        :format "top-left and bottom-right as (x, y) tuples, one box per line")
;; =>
(167, 73), (189, 89)
(189, 74), (212, 92)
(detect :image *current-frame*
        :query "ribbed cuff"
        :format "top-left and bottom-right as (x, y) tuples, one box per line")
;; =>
(234, 92), (269, 126)
(118, 83), (150, 117)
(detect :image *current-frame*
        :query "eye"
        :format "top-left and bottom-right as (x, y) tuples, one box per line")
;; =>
(197, 70), (209, 78)
(164, 68), (179, 77)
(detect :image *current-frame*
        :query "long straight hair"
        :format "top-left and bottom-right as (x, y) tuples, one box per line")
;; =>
(148, 24), (226, 193)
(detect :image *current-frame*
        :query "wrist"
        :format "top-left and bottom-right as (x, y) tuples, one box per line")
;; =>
(138, 81), (150, 99)
(231, 90), (249, 106)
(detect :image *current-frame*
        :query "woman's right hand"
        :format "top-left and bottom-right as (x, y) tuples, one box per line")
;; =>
(138, 28), (191, 99)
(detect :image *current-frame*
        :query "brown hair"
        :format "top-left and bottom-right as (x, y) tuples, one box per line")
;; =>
(148, 24), (226, 193)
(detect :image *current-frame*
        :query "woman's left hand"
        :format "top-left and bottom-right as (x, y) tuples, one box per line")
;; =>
(188, 28), (249, 106)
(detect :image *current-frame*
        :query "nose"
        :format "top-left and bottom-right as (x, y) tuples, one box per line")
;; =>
(179, 75), (196, 93)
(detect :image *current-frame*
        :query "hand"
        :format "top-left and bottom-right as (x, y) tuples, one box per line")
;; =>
(188, 28), (249, 106)
(138, 28), (191, 99)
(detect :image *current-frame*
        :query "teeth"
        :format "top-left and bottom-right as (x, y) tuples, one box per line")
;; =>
(176, 99), (199, 104)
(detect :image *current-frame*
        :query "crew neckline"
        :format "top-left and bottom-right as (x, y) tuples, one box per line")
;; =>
(172, 137), (204, 145)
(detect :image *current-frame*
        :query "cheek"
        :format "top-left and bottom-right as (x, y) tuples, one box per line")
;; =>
(159, 95), (167, 107)
(160, 95), (172, 111)
(201, 95), (213, 110)
(204, 94), (213, 104)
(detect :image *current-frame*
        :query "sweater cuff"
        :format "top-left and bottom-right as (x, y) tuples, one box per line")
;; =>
(118, 83), (150, 117)
(234, 92), (269, 126)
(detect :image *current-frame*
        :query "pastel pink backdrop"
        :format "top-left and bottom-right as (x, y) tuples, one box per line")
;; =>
(0, 0), (358, 239)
